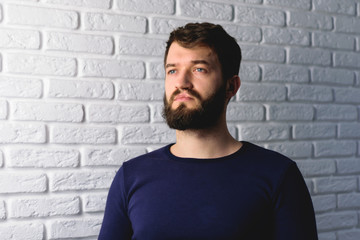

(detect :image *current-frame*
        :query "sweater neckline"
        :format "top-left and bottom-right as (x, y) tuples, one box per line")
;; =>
(164, 141), (248, 163)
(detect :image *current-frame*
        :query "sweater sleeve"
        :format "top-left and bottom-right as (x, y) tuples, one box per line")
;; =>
(98, 166), (133, 240)
(273, 162), (318, 240)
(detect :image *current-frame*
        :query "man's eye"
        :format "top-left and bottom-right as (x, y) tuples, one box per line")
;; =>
(195, 68), (206, 73)
(168, 70), (176, 74)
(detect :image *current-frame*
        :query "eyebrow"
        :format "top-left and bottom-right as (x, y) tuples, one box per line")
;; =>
(165, 60), (210, 68)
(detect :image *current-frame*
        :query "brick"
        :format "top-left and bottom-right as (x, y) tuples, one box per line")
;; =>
(0, 123), (46, 143)
(226, 103), (264, 121)
(339, 123), (360, 138)
(314, 140), (356, 157)
(335, 15), (360, 34)
(44, 0), (111, 9)
(119, 36), (165, 57)
(80, 59), (144, 79)
(237, 0), (262, 3)
(312, 67), (354, 86)
(338, 230), (360, 240)
(150, 103), (165, 123)
(288, 11), (333, 30)
(88, 104), (149, 123)
(5, 53), (77, 77)
(148, 61), (165, 79)
(293, 123), (336, 139)
(242, 45), (285, 63)
(180, 0), (233, 21)
(6, 4), (78, 29)
(48, 79), (114, 99)
(49, 218), (102, 239)
(314, 176), (357, 194)
(122, 125), (175, 144)
(83, 194), (107, 212)
(0, 173), (46, 193)
(45, 32), (114, 55)
(262, 64), (309, 83)
(239, 63), (261, 82)
(0, 201), (5, 220)
(295, 159), (336, 176)
(288, 84), (332, 102)
(238, 83), (285, 102)
(304, 179), (313, 194)
(116, 81), (164, 101)
(317, 212), (358, 231)
(289, 47), (331, 66)
(338, 193), (360, 209)
(116, 0), (175, 14)
(318, 232), (336, 240)
(334, 52), (360, 68)
(267, 104), (314, 121)
(236, 6), (285, 26)
(311, 194), (336, 213)
(0, 223), (43, 240)
(265, 0), (310, 9)
(0, 77), (42, 98)
(313, 0), (356, 15)
(85, 13), (146, 33)
(151, 18), (188, 35)
(239, 124), (289, 142)
(263, 27), (310, 46)
(8, 148), (79, 168)
(50, 170), (115, 191)
(315, 104), (357, 121)
(336, 158), (360, 174)
(51, 125), (116, 144)
(9, 197), (80, 218)
(266, 141), (312, 158)
(84, 147), (146, 166)
(223, 25), (261, 43)
(0, 29), (40, 49)
(11, 101), (84, 122)
(0, 100), (7, 119)
(0, 150), (3, 167)
(313, 32), (355, 50)
(152, 19), (261, 43)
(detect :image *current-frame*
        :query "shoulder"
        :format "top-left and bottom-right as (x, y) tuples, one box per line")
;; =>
(241, 141), (297, 178)
(121, 144), (171, 171)
(243, 142), (293, 164)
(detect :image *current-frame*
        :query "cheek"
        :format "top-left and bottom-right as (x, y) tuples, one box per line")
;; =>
(164, 84), (172, 101)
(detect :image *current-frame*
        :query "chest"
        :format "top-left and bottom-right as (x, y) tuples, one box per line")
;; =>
(126, 164), (274, 239)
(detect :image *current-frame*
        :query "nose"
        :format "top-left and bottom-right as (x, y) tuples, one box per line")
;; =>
(175, 70), (193, 90)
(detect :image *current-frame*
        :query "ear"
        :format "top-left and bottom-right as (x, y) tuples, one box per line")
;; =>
(226, 75), (241, 99)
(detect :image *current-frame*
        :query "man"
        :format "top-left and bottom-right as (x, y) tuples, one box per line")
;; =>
(99, 22), (318, 239)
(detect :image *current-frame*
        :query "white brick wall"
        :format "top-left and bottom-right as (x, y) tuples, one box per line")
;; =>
(0, 0), (359, 239)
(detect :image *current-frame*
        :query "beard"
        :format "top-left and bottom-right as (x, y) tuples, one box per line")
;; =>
(162, 84), (227, 130)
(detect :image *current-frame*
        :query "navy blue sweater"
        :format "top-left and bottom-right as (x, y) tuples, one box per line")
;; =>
(99, 142), (318, 240)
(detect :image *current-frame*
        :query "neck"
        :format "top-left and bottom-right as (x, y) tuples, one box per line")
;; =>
(170, 116), (242, 159)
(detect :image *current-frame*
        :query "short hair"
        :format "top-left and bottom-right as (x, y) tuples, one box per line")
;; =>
(164, 22), (242, 81)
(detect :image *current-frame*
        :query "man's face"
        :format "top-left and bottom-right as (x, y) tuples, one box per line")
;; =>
(163, 42), (227, 130)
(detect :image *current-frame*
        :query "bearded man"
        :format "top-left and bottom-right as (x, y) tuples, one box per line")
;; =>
(99, 22), (318, 240)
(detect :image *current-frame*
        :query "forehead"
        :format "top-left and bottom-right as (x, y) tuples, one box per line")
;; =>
(166, 42), (219, 65)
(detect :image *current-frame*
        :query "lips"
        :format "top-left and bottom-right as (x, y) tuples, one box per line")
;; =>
(174, 93), (194, 102)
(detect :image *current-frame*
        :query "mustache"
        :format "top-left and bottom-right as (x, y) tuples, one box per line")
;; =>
(169, 89), (202, 103)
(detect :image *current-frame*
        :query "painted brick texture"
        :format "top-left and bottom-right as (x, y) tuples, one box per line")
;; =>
(0, 0), (359, 239)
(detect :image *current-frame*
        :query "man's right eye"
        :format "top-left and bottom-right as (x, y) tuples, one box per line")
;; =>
(168, 70), (176, 74)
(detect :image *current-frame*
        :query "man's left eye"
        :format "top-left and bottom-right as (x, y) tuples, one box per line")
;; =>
(195, 68), (206, 72)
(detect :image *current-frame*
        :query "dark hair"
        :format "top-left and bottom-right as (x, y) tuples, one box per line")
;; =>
(164, 22), (242, 81)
